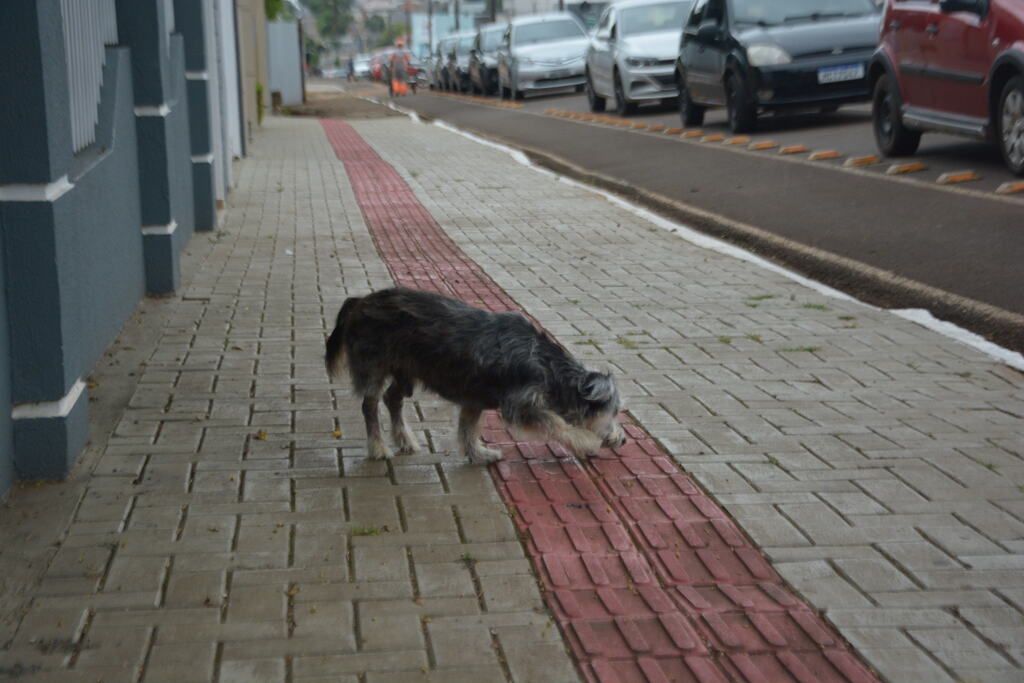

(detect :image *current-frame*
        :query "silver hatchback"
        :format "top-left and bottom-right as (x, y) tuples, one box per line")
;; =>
(497, 13), (590, 100)
(585, 0), (692, 115)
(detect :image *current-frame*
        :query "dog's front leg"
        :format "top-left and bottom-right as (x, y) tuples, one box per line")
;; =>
(384, 379), (418, 456)
(457, 406), (502, 464)
(362, 393), (390, 460)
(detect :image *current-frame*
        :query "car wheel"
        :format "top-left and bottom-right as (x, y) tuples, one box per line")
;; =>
(725, 72), (756, 133)
(614, 71), (637, 116)
(512, 78), (524, 100)
(500, 78), (510, 99)
(677, 79), (705, 126)
(586, 72), (606, 112)
(997, 75), (1024, 176)
(872, 73), (921, 157)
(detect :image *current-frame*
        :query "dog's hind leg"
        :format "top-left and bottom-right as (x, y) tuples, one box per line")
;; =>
(384, 376), (418, 456)
(457, 406), (502, 464)
(362, 380), (389, 460)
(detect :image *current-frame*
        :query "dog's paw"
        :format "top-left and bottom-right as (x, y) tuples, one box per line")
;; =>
(393, 428), (420, 456)
(468, 445), (503, 465)
(367, 439), (392, 460)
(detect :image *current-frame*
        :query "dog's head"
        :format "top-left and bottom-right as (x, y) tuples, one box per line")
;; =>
(577, 370), (626, 451)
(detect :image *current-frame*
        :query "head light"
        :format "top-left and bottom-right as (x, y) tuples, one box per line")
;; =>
(624, 57), (661, 68)
(747, 44), (791, 67)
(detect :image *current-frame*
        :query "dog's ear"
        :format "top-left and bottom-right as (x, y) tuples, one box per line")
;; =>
(580, 371), (616, 404)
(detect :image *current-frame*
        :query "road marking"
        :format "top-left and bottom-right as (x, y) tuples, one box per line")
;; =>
(885, 162), (927, 175)
(843, 155), (880, 168)
(779, 145), (809, 155)
(749, 141), (777, 151)
(995, 181), (1024, 195)
(938, 170), (981, 184)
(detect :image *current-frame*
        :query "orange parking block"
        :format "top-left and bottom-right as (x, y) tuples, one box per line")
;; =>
(681, 130), (704, 138)
(843, 155), (880, 167)
(617, 120), (633, 127)
(996, 181), (1024, 195)
(749, 141), (777, 151)
(632, 122), (647, 129)
(809, 150), (842, 161)
(937, 170), (981, 184)
(885, 162), (927, 175)
(779, 145), (808, 155)
(701, 134), (725, 142)
(664, 127), (683, 135)
(647, 124), (664, 132)
(724, 136), (750, 145)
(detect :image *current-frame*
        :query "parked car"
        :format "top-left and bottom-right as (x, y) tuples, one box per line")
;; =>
(568, 0), (612, 31)
(497, 13), (590, 100)
(675, 0), (881, 132)
(371, 49), (395, 81)
(446, 31), (478, 93)
(353, 54), (372, 79)
(471, 23), (508, 95)
(586, 0), (692, 115)
(870, 0), (1024, 175)
(430, 37), (456, 90)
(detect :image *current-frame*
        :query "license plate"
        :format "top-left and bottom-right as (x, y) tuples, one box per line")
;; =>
(548, 69), (571, 79)
(818, 63), (864, 84)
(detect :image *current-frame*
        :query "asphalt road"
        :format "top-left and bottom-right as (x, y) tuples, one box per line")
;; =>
(379, 85), (1023, 344)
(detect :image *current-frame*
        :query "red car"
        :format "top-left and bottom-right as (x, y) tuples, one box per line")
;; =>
(869, 0), (1024, 175)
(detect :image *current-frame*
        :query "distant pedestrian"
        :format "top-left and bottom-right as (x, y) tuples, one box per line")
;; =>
(389, 41), (410, 97)
(346, 56), (355, 82)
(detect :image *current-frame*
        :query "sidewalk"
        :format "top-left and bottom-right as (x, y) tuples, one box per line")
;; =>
(0, 101), (1020, 683)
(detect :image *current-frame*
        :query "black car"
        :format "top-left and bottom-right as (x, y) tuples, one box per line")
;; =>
(675, 0), (881, 132)
(470, 23), (508, 95)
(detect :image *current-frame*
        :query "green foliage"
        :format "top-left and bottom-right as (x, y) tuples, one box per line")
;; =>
(304, 0), (354, 39)
(365, 15), (386, 33)
(265, 0), (286, 20)
(375, 23), (408, 48)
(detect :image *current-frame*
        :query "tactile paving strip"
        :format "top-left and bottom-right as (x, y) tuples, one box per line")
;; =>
(321, 118), (879, 683)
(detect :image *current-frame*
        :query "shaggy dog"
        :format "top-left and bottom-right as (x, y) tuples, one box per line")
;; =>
(325, 288), (626, 463)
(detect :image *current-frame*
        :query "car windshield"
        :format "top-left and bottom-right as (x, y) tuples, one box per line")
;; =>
(731, 0), (875, 26)
(481, 28), (504, 51)
(514, 20), (585, 46)
(456, 36), (475, 54)
(620, 1), (691, 36)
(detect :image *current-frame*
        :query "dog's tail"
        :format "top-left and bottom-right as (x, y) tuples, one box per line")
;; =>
(325, 296), (362, 381)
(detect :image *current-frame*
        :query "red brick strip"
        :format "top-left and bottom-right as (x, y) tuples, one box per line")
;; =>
(321, 118), (878, 683)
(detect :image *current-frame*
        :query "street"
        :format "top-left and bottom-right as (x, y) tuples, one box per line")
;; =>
(382, 83), (1024, 351)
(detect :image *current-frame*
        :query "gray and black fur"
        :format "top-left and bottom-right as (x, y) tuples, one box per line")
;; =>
(325, 288), (626, 463)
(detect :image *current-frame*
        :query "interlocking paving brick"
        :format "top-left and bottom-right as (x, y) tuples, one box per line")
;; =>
(323, 117), (882, 682)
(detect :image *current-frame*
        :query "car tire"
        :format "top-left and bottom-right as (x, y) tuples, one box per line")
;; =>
(678, 79), (704, 126)
(872, 73), (921, 157)
(725, 72), (756, 133)
(586, 72), (606, 112)
(512, 78), (524, 100)
(614, 71), (637, 116)
(500, 78), (510, 99)
(997, 75), (1024, 176)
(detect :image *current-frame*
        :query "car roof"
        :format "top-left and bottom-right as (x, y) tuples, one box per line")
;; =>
(510, 12), (582, 27)
(479, 22), (508, 33)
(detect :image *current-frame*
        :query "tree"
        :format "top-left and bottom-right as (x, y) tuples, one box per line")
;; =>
(376, 22), (408, 48)
(365, 15), (386, 33)
(265, 0), (287, 20)
(303, 0), (354, 41)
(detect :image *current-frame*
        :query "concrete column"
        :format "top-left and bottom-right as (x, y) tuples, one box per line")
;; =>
(176, 0), (218, 231)
(116, 0), (196, 293)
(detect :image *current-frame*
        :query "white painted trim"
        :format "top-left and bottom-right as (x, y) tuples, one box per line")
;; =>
(141, 220), (177, 236)
(0, 176), (74, 202)
(191, 153), (214, 164)
(12, 379), (86, 420)
(134, 103), (170, 117)
(185, 70), (209, 81)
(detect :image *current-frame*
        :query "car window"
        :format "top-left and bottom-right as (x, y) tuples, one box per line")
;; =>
(513, 19), (586, 45)
(620, 1), (692, 36)
(456, 36), (475, 54)
(731, 0), (876, 26)
(481, 28), (504, 51)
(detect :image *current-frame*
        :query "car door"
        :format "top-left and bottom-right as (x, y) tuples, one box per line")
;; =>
(889, 0), (942, 108)
(682, 0), (727, 104)
(497, 27), (513, 86)
(927, 0), (992, 121)
(591, 8), (617, 95)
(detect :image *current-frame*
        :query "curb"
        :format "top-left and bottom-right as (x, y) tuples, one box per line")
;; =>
(406, 110), (1024, 355)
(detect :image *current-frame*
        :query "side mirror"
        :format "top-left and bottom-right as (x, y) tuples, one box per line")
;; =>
(696, 21), (721, 42)
(596, 29), (610, 41)
(939, 0), (984, 12)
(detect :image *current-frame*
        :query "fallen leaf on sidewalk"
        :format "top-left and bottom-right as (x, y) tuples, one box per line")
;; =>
(254, 430), (267, 440)
(332, 430), (343, 438)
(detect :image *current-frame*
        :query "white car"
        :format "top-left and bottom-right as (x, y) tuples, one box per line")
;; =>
(497, 13), (590, 100)
(585, 0), (692, 115)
